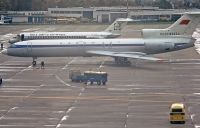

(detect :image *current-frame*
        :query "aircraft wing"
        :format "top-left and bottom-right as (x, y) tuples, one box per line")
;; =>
(87, 50), (164, 61)
(86, 35), (105, 39)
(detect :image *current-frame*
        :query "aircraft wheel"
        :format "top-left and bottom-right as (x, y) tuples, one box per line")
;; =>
(32, 61), (37, 66)
(90, 81), (93, 85)
(97, 81), (101, 85)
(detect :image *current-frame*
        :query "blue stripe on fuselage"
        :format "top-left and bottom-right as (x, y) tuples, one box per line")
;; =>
(10, 43), (145, 48)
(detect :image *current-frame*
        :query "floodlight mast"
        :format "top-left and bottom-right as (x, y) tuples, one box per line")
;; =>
(126, 0), (129, 18)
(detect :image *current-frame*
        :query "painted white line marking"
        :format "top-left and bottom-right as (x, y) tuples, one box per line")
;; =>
(0, 107), (19, 120)
(66, 107), (74, 114)
(22, 28), (40, 32)
(55, 111), (64, 114)
(61, 116), (68, 121)
(56, 124), (61, 128)
(7, 107), (18, 113)
(191, 114), (195, 121)
(55, 83), (85, 128)
(0, 66), (26, 69)
(62, 59), (75, 70)
(124, 124), (127, 128)
(9, 65), (33, 79)
(108, 88), (132, 91)
(0, 69), (19, 72)
(11, 107), (18, 110)
(0, 116), (4, 120)
(0, 88), (36, 91)
(195, 125), (200, 128)
(44, 125), (56, 127)
(0, 125), (54, 127)
(55, 75), (71, 87)
(2, 117), (58, 120)
(171, 63), (200, 65)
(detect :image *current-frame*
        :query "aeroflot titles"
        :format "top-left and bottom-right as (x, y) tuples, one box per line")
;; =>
(28, 35), (88, 39)
(160, 32), (180, 36)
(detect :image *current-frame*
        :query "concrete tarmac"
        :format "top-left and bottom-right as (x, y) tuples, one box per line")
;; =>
(0, 24), (199, 128)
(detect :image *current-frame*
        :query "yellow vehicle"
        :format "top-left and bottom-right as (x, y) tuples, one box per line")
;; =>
(170, 103), (186, 124)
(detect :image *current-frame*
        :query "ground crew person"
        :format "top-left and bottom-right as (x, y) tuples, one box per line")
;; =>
(1, 43), (3, 50)
(41, 61), (45, 69)
(0, 76), (2, 85)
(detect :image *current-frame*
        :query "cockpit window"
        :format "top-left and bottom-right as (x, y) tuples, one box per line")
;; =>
(10, 44), (16, 48)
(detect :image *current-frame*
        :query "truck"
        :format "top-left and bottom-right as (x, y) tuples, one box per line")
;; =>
(169, 103), (186, 124)
(83, 71), (108, 85)
(69, 69), (85, 82)
(69, 70), (108, 85)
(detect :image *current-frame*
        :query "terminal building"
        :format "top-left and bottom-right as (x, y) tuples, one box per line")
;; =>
(0, 7), (200, 24)
(47, 7), (200, 23)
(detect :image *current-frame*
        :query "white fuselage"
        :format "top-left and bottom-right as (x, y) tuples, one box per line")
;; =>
(9, 31), (120, 44)
(5, 37), (195, 57)
(22, 32), (119, 40)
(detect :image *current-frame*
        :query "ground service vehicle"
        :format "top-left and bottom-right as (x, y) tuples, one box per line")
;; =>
(170, 103), (186, 124)
(83, 71), (107, 85)
(69, 70), (85, 82)
(69, 70), (108, 85)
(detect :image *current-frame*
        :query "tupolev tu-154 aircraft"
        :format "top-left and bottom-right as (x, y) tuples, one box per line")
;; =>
(2, 12), (200, 66)
(8, 18), (133, 44)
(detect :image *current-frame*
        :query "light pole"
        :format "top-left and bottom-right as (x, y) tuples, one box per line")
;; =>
(126, 0), (129, 18)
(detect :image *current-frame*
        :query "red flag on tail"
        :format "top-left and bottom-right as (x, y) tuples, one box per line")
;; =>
(180, 20), (190, 25)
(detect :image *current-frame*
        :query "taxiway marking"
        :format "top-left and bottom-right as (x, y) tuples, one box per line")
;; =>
(62, 59), (75, 70)
(55, 75), (71, 87)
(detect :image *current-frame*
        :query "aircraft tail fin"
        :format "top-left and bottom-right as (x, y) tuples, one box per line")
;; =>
(104, 18), (133, 35)
(142, 12), (200, 38)
(167, 12), (200, 36)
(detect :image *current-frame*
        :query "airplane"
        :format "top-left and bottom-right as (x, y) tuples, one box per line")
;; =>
(0, 15), (5, 25)
(2, 12), (200, 66)
(0, 15), (12, 25)
(8, 18), (133, 43)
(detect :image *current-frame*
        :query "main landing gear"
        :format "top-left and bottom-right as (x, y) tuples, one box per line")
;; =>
(114, 57), (131, 65)
(32, 57), (45, 68)
(32, 57), (37, 66)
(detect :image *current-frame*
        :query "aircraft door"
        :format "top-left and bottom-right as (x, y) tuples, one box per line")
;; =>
(27, 41), (32, 56)
(21, 34), (25, 41)
(109, 42), (112, 49)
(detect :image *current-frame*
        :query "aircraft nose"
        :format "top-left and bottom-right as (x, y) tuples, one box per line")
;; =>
(9, 38), (18, 44)
(9, 39), (14, 44)
(1, 49), (7, 55)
